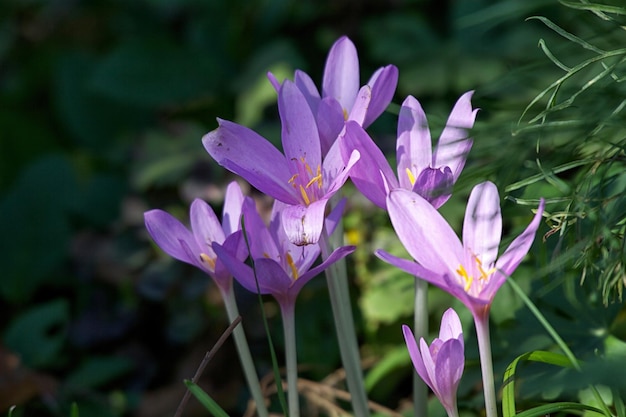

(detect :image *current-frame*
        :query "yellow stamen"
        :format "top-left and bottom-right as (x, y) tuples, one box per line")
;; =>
(285, 252), (299, 280)
(288, 173), (299, 185)
(474, 256), (496, 280)
(406, 168), (416, 186)
(200, 253), (216, 270)
(456, 264), (473, 292)
(299, 185), (311, 205)
(306, 166), (323, 189)
(342, 108), (349, 121)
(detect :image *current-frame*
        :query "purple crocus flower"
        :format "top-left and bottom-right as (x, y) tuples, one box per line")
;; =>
(268, 36), (398, 155)
(212, 197), (355, 310)
(403, 308), (464, 417)
(143, 181), (246, 293)
(376, 181), (545, 319)
(203, 79), (360, 246)
(341, 92), (478, 209)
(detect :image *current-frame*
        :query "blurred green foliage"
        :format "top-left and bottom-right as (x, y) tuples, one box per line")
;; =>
(1, 0), (625, 416)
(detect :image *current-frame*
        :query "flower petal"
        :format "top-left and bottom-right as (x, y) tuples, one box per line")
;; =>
(242, 197), (280, 260)
(294, 69), (321, 114)
(293, 244), (355, 295)
(317, 97), (345, 155)
(267, 71), (281, 91)
(253, 257), (294, 301)
(202, 119), (297, 203)
(278, 80), (321, 165)
(439, 308), (463, 341)
(190, 199), (225, 255)
(324, 143), (360, 198)
(493, 199), (545, 289)
(421, 338), (440, 395)
(222, 181), (244, 236)
(434, 339), (464, 411)
(212, 242), (265, 294)
(412, 166), (454, 209)
(340, 121), (397, 209)
(213, 231), (246, 287)
(363, 64), (398, 128)
(374, 250), (446, 286)
(397, 96), (432, 190)
(386, 189), (463, 274)
(322, 36), (359, 112)
(269, 200), (321, 273)
(462, 181), (502, 268)
(144, 209), (200, 266)
(347, 85), (371, 126)
(433, 91), (477, 181)
(280, 199), (328, 245)
(402, 325), (434, 389)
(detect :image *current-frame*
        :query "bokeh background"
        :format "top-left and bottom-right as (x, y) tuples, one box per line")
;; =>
(2, 0), (626, 416)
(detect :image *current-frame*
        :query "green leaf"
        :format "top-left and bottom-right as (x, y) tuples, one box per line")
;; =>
(364, 345), (409, 392)
(74, 174), (127, 227)
(514, 402), (605, 417)
(131, 125), (209, 190)
(90, 38), (218, 108)
(66, 356), (134, 389)
(53, 51), (150, 150)
(184, 380), (230, 417)
(0, 155), (75, 302)
(502, 350), (575, 417)
(3, 299), (69, 368)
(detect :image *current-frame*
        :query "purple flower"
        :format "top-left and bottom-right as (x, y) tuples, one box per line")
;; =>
(403, 308), (464, 417)
(143, 181), (246, 292)
(203, 79), (360, 246)
(377, 181), (545, 318)
(269, 36), (398, 155)
(341, 92), (478, 209)
(212, 197), (355, 309)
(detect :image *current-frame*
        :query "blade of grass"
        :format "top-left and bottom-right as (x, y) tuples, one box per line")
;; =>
(559, 0), (626, 16)
(505, 158), (594, 192)
(184, 380), (231, 417)
(528, 16), (606, 54)
(519, 48), (626, 123)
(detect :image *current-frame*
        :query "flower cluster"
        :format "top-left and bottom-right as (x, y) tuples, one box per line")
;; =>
(143, 35), (545, 417)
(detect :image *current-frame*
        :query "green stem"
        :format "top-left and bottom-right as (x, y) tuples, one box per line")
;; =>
(413, 278), (429, 417)
(281, 302), (300, 417)
(319, 224), (371, 417)
(221, 284), (269, 417)
(473, 310), (498, 417)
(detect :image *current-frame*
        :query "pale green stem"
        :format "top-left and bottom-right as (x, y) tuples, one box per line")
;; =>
(281, 302), (300, 417)
(473, 310), (498, 417)
(221, 284), (269, 417)
(319, 223), (371, 417)
(413, 278), (429, 417)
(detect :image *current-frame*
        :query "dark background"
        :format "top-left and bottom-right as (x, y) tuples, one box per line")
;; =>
(1, 0), (625, 416)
